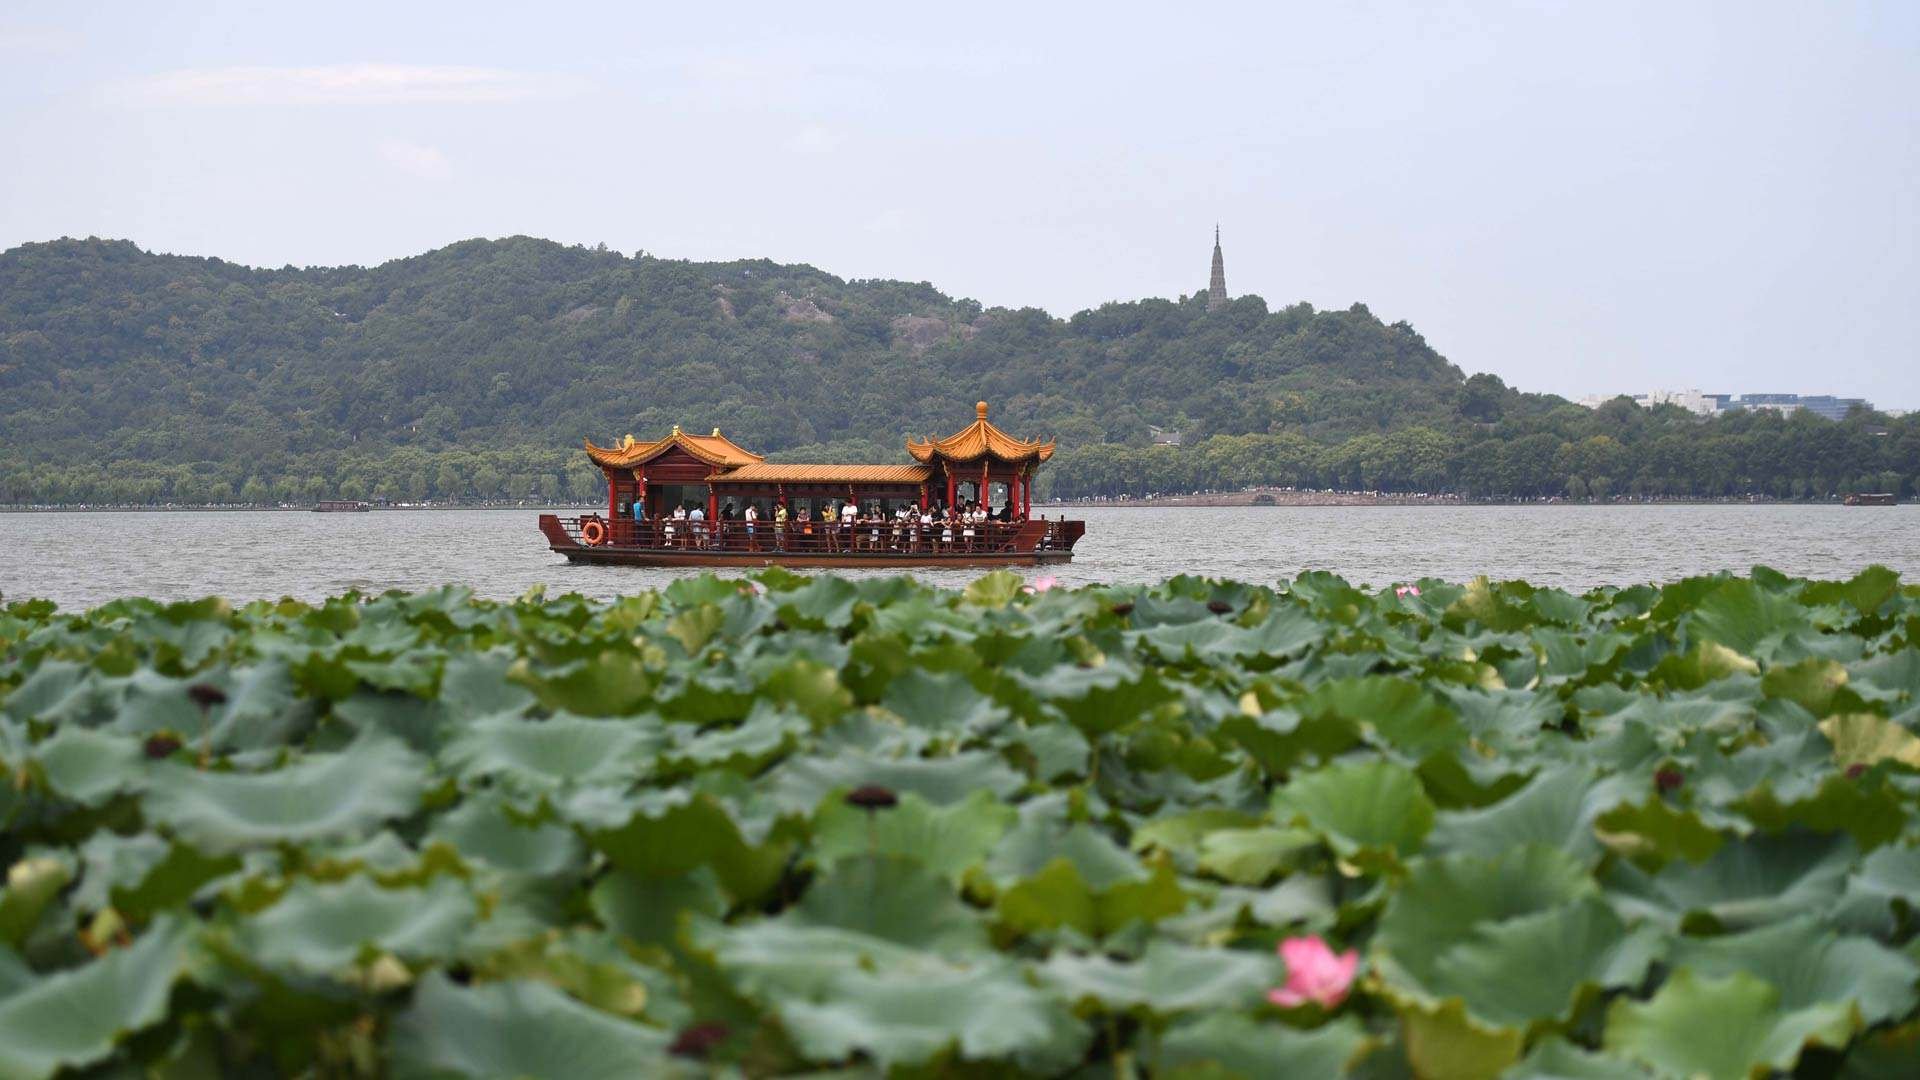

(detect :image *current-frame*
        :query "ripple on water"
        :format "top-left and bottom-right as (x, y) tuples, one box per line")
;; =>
(1, 505), (1917, 608)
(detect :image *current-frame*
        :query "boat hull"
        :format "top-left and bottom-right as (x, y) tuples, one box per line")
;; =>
(539, 514), (1081, 569)
(554, 546), (1075, 568)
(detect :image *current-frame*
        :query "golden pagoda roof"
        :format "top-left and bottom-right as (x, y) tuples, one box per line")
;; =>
(583, 427), (764, 469)
(707, 463), (933, 485)
(906, 402), (1055, 464)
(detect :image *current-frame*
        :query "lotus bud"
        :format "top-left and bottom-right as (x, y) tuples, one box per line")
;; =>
(845, 785), (899, 809)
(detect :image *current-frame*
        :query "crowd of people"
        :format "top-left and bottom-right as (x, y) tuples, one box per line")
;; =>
(621, 496), (1018, 553)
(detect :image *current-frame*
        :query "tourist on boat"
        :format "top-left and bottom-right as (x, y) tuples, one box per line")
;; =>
(941, 506), (955, 549)
(918, 506), (934, 552)
(843, 498), (857, 550)
(667, 504), (686, 548)
(961, 501), (977, 551)
(867, 506), (883, 551)
(688, 502), (707, 549)
(720, 501), (737, 550)
(773, 502), (788, 550)
(744, 502), (759, 551)
(821, 502), (838, 552)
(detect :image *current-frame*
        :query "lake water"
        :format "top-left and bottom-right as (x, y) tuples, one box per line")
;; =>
(2, 504), (1916, 609)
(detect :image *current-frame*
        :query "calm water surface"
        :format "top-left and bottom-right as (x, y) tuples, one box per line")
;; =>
(2, 504), (1916, 609)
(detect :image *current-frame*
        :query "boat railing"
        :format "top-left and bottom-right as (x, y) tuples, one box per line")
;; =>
(551, 515), (1079, 555)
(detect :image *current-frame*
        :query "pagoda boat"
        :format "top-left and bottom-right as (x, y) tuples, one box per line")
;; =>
(538, 402), (1085, 568)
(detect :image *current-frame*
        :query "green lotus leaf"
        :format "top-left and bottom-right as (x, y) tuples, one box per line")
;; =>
(1398, 994), (1528, 1080)
(0, 917), (191, 1079)
(1603, 830), (1855, 931)
(1005, 660), (1179, 736)
(776, 576), (861, 630)
(1666, 915), (1919, 1026)
(1801, 565), (1900, 616)
(1376, 847), (1659, 1032)
(1429, 766), (1639, 865)
(1761, 658), (1854, 716)
(1838, 1018), (1920, 1080)
(767, 749), (1024, 814)
(1648, 642), (1761, 692)
(1157, 1011), (1369, 1078)
(1299, 676), (1466, 761)
(1504, 1037), (1652, 1079)
(1130, 808), (1266, 860)
(1131, 605), (1323, 664)
(509, 650), (655, 717)
(440, 713), (658, 791)
(664, 602), (727, 654)
(1833, 843), (1920, 936)
(426, 794), (583, 877)
(589, 867), (727, 949)
(793, 855), (986, 952)
(98, 840), (238, 922)
(962, 571), (1025, 609)
(0, 856), (71, 948)
(1819, 713), (1920, 770)
(1604, 969), (1857, 1080)
(997, 855), (1189, 938)
(389, 972), (673, 1080)
(1846, 649), (1920, 705)
(238, 875), (477, 974)
(1000, 720), (1091, 780)
(437, 649), (536, 720)
(141, 734), (428, 853)
(810, 788), (1015, 884)
(577, 789), (790, 904)
(1040, 940), (1282, 1015)
(1196, 827), (1318, 885)
(1273, 758), (1435, 868)
(879, 667), (1009, 739)
(332, 691), (455, 754)
(1592, 795), (1726, 866)
(1686, 579), (1811, 660)
(32, 726), (144, 806)
(476, 929), (671, 1024)
(695, 919), (1088, 1072)
(751, 656), (854, 724)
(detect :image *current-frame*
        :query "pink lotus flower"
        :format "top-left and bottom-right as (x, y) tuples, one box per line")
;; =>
(1395, 585), (1421, 598)
(1022, 575), (1060, 595)
(1269, 936), (1359, 1009)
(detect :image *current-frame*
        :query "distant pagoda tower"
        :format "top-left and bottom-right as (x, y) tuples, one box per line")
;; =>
(1207, 224), (1228, 311)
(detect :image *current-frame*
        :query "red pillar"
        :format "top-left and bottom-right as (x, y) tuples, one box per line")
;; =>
(605, 467), (618, 520)
(945, 466), (956, 510)
(1011, 470), (1022, 519)
(919, 483), (928, 511)
(1023, 465), (1032, 517)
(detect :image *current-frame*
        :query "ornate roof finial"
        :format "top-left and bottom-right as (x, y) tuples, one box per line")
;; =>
(671, 424), (681, 435)
(976, 401), (989, 420)
(712, 427), (722, 437)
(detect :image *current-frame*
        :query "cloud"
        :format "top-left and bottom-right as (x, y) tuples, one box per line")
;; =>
(116, 64), (580, 106)
(786, 124), (843, 154)
(378, 138), (451, 180)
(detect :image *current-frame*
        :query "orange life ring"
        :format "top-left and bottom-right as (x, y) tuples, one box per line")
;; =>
(580, 519), (607, 546)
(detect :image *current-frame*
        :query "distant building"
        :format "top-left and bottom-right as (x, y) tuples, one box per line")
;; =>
(1575, 389), (1874, 421)
(1634, 389), (1721, 417)
(1148, 425), (1184, 446)
(1206, 226), (1228, 311)
(1719, 394), (1871, 421)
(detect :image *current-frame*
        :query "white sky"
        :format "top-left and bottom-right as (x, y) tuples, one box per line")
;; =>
(3, 1), (1915, 406)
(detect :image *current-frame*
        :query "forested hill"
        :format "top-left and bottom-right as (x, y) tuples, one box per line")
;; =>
(3, 236), (1915, 505)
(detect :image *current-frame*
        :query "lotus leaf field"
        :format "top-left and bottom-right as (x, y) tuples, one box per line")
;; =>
(3, 567), (1920, 1078)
